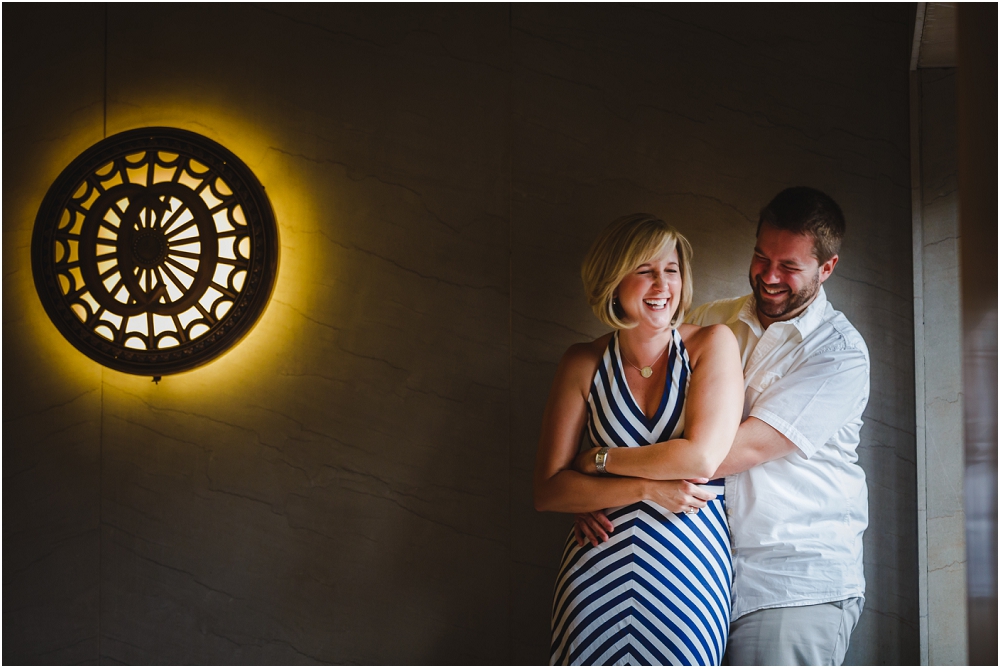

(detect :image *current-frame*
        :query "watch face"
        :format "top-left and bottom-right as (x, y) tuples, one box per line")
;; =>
(596, 448), (608, 471)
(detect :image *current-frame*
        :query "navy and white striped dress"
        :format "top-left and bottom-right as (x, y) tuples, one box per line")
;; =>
(550, 329), (732, 666)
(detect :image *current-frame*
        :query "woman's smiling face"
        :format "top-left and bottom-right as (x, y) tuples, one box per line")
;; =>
(615, 244), (682, 330)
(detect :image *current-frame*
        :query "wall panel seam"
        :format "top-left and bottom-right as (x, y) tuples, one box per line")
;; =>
(909, 69), (929, 666)
(506, 3), (515, 663)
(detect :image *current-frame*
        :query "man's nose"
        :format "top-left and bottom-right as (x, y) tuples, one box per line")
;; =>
(760, 264), (781, 283)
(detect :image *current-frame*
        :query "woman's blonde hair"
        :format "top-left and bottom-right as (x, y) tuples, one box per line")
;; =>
(581, 213), (694, 330)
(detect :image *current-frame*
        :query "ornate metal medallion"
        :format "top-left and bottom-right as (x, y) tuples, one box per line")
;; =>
(32, 128), (278, 376)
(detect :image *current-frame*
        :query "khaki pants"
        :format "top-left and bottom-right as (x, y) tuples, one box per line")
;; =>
(725, 598), (863, 666)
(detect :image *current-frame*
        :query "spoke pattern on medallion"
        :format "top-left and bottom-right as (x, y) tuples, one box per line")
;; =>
(52, 149), (254, 351)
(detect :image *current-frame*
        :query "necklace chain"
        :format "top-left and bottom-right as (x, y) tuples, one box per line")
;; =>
(621, 336), (671, 379)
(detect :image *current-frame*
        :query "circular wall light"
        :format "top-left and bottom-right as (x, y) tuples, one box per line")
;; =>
(32, 127), (278, 376)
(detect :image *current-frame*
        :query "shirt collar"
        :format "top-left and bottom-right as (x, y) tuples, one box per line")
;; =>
(735, 295), (763, 337)
(736, 287), (829, 338)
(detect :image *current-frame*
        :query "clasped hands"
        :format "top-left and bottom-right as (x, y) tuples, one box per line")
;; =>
(571, 446), (716, 547)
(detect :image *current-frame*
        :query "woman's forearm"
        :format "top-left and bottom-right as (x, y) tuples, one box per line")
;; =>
(598, 438), (723, 480)
(573, 438), (727, 480)
(534, 469), (647, 513)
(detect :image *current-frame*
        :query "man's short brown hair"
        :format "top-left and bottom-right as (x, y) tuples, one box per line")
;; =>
(756, 187), (845, 263)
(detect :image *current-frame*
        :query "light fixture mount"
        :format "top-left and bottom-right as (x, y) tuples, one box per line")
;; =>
(32, 127), (278, 376)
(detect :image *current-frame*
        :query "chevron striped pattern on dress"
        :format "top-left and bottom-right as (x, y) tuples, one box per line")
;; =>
(550, 330), (732, 666)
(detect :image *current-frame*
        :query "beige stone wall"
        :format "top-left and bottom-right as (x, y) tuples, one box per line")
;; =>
(914, 67), (967, 665)
(3, 5), (917, 664)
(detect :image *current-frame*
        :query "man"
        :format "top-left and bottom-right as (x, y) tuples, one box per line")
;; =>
(688, 186), (870, 665)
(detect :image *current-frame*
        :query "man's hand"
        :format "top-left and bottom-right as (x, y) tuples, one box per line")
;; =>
(574, 510), (614, 547)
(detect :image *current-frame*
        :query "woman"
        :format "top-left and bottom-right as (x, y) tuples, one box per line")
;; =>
(533, 214), (743, 666)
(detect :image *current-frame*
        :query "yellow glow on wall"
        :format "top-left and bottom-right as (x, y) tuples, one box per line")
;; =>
(32, 127), (280, 376)
(18, 100), (327, 398)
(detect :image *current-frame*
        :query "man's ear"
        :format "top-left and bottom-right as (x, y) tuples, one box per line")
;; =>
(818, 254), (839, 283)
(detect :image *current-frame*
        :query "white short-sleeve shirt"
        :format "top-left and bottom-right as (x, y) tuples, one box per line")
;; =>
(687, 288), (870, 620)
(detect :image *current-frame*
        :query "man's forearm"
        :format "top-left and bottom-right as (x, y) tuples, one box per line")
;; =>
(713, 416), (798, 477)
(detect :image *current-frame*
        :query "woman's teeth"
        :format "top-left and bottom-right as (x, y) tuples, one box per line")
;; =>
(644, 299), (667, 310)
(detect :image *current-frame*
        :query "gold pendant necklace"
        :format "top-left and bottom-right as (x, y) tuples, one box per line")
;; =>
(622, 337), (670, 379)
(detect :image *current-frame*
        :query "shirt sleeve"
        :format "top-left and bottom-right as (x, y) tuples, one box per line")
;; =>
(685, 303), (709, 326)
(748, 343), (870, 458)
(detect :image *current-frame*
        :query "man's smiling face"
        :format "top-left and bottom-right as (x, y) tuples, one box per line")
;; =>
(749, 223), (838, 328)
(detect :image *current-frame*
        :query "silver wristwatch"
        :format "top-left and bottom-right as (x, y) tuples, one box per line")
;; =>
(595, 447), (609, 474)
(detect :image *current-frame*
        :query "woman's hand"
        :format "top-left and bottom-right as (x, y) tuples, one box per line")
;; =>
(571, 478), (715, 547)
(647, 478), (715, 514)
